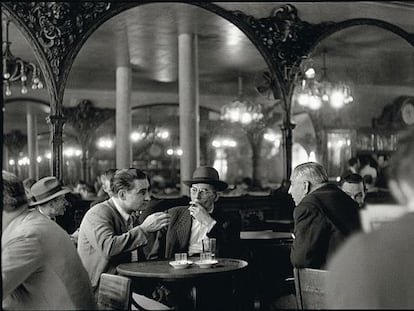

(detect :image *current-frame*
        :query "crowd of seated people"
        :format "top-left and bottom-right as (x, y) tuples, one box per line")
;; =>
(5, 133), (412, 310)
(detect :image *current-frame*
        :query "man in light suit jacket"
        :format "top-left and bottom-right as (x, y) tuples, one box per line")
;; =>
(326, 128), (414, 309)
(77, 168), (170, 295)
(2, 171), (95, 310)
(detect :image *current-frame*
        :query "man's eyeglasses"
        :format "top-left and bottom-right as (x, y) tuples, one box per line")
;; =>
(190, 187), (214, 196)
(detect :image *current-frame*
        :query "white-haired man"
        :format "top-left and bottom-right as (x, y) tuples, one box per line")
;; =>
(289, 162), (361, 269)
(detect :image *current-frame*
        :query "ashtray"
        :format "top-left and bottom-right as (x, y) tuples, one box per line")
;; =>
(169, 260), (193, 269)
(194, 259), (218, 268)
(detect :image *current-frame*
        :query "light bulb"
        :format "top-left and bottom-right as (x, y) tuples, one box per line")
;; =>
(3, 72), (10, 79)
(5, 86), (12, 96)
(21, 75), (27, 82)
(37, 81), (43, 89)
(21, 86), (28, 94)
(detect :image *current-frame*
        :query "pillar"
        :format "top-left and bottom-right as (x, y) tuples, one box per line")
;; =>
(178, 33), (199, 195)
(27, 104), (39, 179)
(116, 66), (132, 169)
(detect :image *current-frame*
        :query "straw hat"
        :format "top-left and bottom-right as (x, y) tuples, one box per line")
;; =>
(183, 166), (228, 191)
(29, 176), (70, 206)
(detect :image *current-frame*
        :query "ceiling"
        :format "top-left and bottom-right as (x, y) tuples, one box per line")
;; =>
(3, 1), (414, 140)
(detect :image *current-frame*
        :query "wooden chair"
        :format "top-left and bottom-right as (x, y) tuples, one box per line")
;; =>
(293, 268), (328, 310)
(97, 273), (173, 311)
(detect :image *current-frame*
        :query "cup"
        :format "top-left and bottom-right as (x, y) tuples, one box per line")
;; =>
(200, 252), (212, 262)
(174, 253), (187, 263)
(202, 238), (216, 258)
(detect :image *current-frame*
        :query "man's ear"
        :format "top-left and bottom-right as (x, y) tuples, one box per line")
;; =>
(304, 181), (311, 194)
(388, 179), (408, 206)
(118, 189), (127, 200)
(214, 192), (220, 202)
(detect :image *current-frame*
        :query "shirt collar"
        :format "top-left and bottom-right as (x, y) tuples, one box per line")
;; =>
(111, 198), (130, 222)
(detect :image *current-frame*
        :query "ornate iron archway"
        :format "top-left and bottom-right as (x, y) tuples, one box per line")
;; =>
(2, 2), (414, 181)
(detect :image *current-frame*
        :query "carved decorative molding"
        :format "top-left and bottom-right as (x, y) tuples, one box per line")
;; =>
(3, 2), (112, 82)
(231, 4), (334, 89)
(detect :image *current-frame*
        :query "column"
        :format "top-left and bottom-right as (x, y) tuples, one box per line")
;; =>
(27, 104), (39, 179)
(178, 33), (199, 195)
(116, 66), (132, 169)
(115, 29), (132, 170)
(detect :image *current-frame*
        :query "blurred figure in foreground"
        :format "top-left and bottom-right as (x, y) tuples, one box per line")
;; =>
(2, 171), (95, 310)
(340, 173), (366, 208)
(326, 128), (414, 309)
(289, 162), (361, 269)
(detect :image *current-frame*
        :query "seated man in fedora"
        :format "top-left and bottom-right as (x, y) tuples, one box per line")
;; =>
(29, 176), (71, 221)
(149, 166), (241, 259)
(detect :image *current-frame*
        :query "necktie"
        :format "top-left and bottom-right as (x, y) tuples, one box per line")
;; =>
(127, 217), (139, 262)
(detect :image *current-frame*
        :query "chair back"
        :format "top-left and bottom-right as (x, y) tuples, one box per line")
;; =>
(294, 268), (328, 310)
(98, 273), (131, 310)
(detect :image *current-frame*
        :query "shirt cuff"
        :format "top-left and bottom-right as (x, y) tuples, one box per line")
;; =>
(207, 219), (217, 233)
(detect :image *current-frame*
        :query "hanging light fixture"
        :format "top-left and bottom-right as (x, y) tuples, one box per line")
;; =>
(2, 17), (44, 97)
(220, 76), (263, 125)
(294, 48), (353, 110)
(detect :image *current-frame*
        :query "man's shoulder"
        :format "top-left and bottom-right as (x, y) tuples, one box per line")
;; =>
(168, 205), (188, 214)
(83, 199), (115, 219)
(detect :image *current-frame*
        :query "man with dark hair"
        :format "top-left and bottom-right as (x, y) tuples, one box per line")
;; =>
(340, 157), (360, 181)
(340, 173), (366, 208)
(326, 128), (414, 309)
(2, 171), (95, 310)
(289, 162), (361, 269)
(91, 168), (117, 207)
(77, 168), (170, 296)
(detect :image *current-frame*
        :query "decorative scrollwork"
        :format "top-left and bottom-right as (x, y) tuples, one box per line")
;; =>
(3, 2), (112, 81)
(232, 4), (334, 85)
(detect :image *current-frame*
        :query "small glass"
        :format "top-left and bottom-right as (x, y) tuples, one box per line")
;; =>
(174, 253), (188, 263)
(200, 252), (212, 262)
(202, 238), (216, 258)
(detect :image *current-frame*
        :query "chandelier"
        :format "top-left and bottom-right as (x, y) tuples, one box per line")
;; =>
(220, 76), (263, 124)
(294, 48), (353, 110)
(2, 17), (43, 96)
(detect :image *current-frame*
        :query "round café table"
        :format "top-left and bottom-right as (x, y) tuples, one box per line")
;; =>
(117, 258), (249, 311)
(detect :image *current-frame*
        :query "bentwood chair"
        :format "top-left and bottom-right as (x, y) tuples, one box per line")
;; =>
(97, 273), (173, 311)
(293, 268), (328, 310)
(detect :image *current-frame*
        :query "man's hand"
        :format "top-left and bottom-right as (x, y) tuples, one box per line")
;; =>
(140, 212), (170, 233)
(188, 201), (215, 227)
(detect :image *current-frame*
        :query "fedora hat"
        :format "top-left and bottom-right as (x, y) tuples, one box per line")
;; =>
(29, 176), (70, 206)
(183, 166), (228, 191)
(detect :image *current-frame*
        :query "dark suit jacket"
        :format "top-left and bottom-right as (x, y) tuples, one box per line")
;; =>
(148, 205), (241, 259)
(290, 183), (361, 269)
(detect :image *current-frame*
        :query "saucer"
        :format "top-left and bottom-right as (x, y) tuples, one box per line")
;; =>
(169, 260), (193, 269)
(194, 259), (218, 268)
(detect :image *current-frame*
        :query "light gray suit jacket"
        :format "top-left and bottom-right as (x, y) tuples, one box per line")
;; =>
(2, 209), (95, 310)
(77, 198), (148, 291)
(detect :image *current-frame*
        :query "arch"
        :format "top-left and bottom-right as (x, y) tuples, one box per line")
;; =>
(304, 18), (414, 57)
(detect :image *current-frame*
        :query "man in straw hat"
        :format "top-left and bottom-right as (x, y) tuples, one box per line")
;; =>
(2, 171), (95, 310)
(29, 176), (71, 221)
(149, 166), (240, 259)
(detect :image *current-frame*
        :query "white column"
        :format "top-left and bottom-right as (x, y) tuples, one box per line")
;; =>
(27, 104), (39, 179)
(179, 33), (199, 195)
(116, 66), (132, 169)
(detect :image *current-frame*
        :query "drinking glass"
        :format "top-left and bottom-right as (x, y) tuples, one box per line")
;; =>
(174, 253), (187, 263)
(202, 238), (216, 258)
(200, 252), (212, 262)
